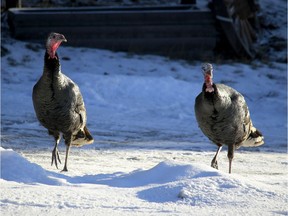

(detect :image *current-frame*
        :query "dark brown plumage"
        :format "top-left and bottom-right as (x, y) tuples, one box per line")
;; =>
(194, 63), (264, 173)
(32, 32), (94, 171)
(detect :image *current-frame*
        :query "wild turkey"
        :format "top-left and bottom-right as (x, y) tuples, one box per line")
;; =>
(32, 32), (94, 172)
(194, 63), (264, 173)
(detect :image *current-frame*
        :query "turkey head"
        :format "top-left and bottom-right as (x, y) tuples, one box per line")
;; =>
(46, 32), (67, 59)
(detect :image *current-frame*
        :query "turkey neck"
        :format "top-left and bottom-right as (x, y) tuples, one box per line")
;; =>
(202, 83), (218, 101)
(43, 52), (61, 78)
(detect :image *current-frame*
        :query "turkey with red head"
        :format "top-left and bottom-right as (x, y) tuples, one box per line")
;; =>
(32, 32), (94, 172)
(194, 63), (264, 173)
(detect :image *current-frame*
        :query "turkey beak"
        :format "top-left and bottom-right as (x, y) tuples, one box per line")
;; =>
(202, 69), (213, 79)
(61, 36), (67, 43)
(58, 34), (67, 43)
(206, 70), (213, 78)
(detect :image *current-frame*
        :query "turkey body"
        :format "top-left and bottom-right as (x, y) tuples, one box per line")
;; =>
(195, 83), (251, 148)
(32, 33), (93, 172)
(194, 63), (264, 173)
(33, 53), (86, 136)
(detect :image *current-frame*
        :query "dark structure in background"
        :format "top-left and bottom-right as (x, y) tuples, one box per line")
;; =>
(213, 0), (259, 59)
(6, 0), (260, 60)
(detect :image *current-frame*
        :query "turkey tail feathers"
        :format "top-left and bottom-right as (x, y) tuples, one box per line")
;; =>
(71, 126), (94, 147)
(242, 127), (264, 147)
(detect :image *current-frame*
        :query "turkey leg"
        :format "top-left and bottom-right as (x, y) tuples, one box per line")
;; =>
(51, 132), (61, 169)
(227, 144), (235, 174)
(62, 134), (72, 172)
(211, 145), (222, 169)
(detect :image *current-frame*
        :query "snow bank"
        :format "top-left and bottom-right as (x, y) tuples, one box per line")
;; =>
(1, 148), (217, 188)
(0, 148), (63, 185)
(1, 148), (287, 215)
(1, 148), (285, 209)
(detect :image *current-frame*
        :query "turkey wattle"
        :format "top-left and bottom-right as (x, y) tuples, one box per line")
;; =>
(194, 63), (264, 173)
(32, 32), (94, 172)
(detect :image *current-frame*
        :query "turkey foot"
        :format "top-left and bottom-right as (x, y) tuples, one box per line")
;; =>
(61, 166), (68, 172)
(51, 147), (62, 169)
(211, 159), (218, 169)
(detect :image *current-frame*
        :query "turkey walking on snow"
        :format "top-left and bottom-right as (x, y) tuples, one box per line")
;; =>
(194, 63), (264, 173)
(32, 32), (94, 172)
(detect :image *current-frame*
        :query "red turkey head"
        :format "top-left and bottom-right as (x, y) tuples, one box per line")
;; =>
(201, 63), (214, 93)
(46, 32), (67, 59)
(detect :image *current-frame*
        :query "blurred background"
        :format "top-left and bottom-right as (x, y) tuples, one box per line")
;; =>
(2, 0), (287, 62)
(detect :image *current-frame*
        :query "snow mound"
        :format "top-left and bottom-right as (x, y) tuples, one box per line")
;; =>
(1, 148), (283, 210)
(130, 162), (277, 206)
(0, 148), (63, 185)
(94, 161), (221, 188)
(65, 160), (279, 207)
(137, 174), (277, 206)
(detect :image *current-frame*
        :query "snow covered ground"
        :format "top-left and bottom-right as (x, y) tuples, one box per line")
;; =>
(1, 37), (287, 215)
(1, 1), (287, 215)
